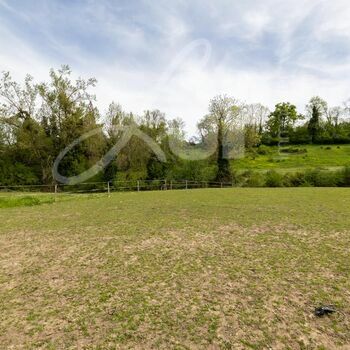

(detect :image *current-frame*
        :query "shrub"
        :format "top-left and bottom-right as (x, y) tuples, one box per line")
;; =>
(257, 145), (271, 155)
(283, 172), (311, 187)
(280, 147), (307, 154)
(265, 170), (284, 187)
(304, 169), (339, 187)
(340, 167), (350, 187)
(169, 160), (216, 182)
(244, 171), (265, 187)
(289, 126), (311, 144)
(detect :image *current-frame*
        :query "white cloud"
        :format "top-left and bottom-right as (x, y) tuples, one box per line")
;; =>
(0, 26), (54, 82)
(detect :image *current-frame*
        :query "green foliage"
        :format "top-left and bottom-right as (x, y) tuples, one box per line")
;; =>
(0, 159), (39, 185)
(265, 170), (284, 187)
(1, 68), (350, 188)
(146, 155), (168, 180)
(303, 169), (342, 187)
(342, 167), (350, 186)
(280, 147), (307, 154)
(283, 172), (310, 187)
(266, 103), (302, 138)
(103, 161), (118, 183)
(233, 167), (350, 188)
(308, 105), (321, 143)
(289, 125), (311, 144)
(0, 195), (54, 208)
(233, 144), (350, 171)
(0, 66), (104, 185)
(169, 160), (216, 182)
(215, 157), (232, 182)
(256, 145), (271, 155)
(242, 171), (265, 187)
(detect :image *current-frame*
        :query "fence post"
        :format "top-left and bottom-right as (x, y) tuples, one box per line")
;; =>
(54, 184), (57, 194)
(137, 180), (140, 192)
(221, 182), (223, 188)
(185, 180), (188, 190)
(164, 179), (167, 190)
(170, 180), (173, 190)
(107, 181), (110, 196)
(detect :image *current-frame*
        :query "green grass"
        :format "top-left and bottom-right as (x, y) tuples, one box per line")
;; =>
(234, 144), (350, 172)
(0, 195), (56, 208)
(1, 188), (350, 348)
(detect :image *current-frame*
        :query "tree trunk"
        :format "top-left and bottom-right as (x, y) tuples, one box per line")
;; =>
(215, 119), (231, 182)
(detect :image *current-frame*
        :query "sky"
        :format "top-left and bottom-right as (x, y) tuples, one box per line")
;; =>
(0, 0), (350, 136)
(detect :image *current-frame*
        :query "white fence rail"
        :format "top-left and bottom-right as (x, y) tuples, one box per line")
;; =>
(0, 180), (235, 194)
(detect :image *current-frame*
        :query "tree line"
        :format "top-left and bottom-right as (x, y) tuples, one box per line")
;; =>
(1, 66), (350, 186)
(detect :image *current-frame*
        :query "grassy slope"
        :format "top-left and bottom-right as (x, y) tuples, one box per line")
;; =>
(233, 144), (350, 172)
(1, 189), (350, 349)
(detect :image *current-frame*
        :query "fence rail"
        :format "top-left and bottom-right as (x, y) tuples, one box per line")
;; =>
(0, 180), (235, 195)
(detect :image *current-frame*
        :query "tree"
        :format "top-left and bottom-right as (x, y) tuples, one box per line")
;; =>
(305, 97), (328, 143)
(306, 96), (328, 118)
(241, 103), (270, 148)
(37, 65), (105, 181)
(198, 95), (243, 182)
(140, 110), (167, 142)
(266, 103), (301, 138)
(308, 105), (321, 143)
(0, 72), (52, 183)
(140, 110), (169, 180)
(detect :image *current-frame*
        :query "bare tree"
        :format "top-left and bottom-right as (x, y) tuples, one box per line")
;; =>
(198, 95), (243, 182)
(241, 103), (270, 148)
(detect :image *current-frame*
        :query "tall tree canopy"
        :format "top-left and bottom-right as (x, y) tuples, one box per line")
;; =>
(198, 95), (243, 182)
(267, 102), (301, 138)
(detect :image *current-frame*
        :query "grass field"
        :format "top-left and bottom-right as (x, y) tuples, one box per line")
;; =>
(1, 189), (350, 349)
(234, 144), (350, 172)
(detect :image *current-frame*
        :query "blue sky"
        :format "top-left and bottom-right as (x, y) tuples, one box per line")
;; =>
(1, 0), (350, 135)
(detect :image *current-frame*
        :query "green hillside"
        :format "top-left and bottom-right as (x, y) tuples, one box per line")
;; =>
(234, 144), (350, 173)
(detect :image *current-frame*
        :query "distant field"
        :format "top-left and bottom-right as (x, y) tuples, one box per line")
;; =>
(1, 189), (350, 349)
(234, 144), (350, 172)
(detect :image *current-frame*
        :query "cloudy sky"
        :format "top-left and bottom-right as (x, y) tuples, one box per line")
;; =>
(0, 0), (350, 135)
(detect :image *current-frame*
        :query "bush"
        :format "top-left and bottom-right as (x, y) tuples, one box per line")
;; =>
(339, 167), (350, 187)
(280, 147), (307, 154)
(256, 145), (271, 155)
(304, 169), (340, 187)
(260, 135), (279, 146)
(244, 171), (265, 187)
(0, 160), (39, 186)
(265, 170), (284, 187)
(344, 167), (350, 186)
(289, 126), (311, 144)
(236, 168), (350, 188)
(283, 172), (310, 187)
(169, 160), (217, 182)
